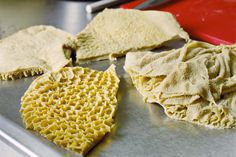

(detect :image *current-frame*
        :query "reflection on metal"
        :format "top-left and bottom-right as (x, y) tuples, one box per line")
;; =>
(0, 129), (39, 157)
(0, 115), (63, 157)
(59, 1), (87, 34)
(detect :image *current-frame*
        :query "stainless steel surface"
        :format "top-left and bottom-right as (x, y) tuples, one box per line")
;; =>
(1, 1), (236, 157)
(0, 140), (24, 157)
(86, 0), (131, 13)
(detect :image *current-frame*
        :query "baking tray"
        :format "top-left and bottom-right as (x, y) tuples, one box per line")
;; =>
(1, 1), (236, 157)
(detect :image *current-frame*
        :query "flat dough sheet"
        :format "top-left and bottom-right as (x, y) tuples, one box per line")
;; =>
(124, 40), (236, 129)
(0, 25), (74, 80)
(64, 9), (189, 64)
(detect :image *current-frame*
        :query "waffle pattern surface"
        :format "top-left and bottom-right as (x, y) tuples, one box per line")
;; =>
(20, 65), (119, 155)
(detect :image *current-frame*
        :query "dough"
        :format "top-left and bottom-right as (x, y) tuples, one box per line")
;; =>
(124, 40), (236, 129)
(0, 25), (73, 80)
(64, 9), (189, 64)
(20, 65), (119, 155)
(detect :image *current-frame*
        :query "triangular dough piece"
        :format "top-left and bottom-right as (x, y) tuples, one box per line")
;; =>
(64, 9), (189, 64)
(124, 40), (236, 129)
(0, 25), (74, 80)
(20, 65), (119, 155)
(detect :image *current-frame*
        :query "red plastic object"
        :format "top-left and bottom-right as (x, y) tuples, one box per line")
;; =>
(120, 0), (146, 9)
(123, 0), (236, 45)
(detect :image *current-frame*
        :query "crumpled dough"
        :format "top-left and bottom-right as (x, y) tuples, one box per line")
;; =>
(0, 25), (74, 80)
(64, 8), (189, 64)
(124, 40), (236, 129)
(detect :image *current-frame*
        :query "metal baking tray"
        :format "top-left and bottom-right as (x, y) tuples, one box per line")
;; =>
(1, 1), (236, 157)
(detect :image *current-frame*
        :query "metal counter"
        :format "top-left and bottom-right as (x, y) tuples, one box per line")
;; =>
(0, 1), (236, 157)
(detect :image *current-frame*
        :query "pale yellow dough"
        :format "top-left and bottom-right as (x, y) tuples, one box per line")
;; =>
(20, 65), (119, 155)
(64, 9), (189, 64)
(0, 25), (74, 80)
(124, 40), (236, 129)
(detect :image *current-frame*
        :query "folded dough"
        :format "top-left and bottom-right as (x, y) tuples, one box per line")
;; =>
(0, 25), (73, 80)
(20, 65), (120, 155)
(124, 40), (236, 129)
(64, 9), (189, 64)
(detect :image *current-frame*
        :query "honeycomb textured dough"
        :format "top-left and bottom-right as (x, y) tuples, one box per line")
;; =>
(64, 8), (189, 64)
(0, 25), (74, 80)
(20, 65), (120, 155)
(124, 40), (236, 129)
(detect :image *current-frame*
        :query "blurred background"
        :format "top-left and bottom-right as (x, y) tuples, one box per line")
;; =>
(1, 0), (236, 45)
(0, 0), (96, 38)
